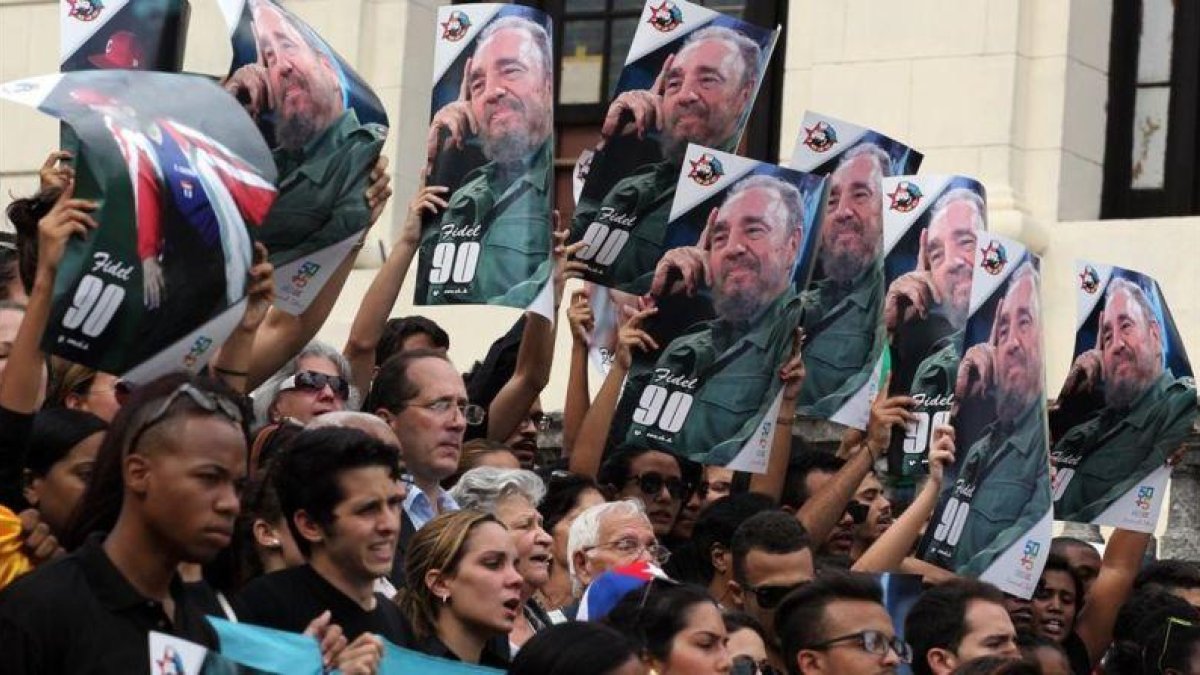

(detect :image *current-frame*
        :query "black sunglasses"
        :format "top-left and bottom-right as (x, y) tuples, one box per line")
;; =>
(282, 371), (350, 400)
(845, 501), (869, 525)
(732, 655), (781, 675)
(627, 472), (688, 500)
(745, 581), (807, 610)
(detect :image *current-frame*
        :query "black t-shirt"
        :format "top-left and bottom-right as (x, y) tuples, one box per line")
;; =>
(234, 564), (411, 645)
(0, 534), (217, 674)
(1064, 630), (1091, 675)
(0, 404), (33, 510)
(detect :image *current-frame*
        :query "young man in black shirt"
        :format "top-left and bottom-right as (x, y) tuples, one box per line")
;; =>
(236, 426), (411, 646)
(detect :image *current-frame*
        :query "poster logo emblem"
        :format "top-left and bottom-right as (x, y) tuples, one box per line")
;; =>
(155, 645), (186, 674)
(182, 336), (213, 370)
(687, 153), (724, 186)
(292, 261), (321, 289)
(2, 81), (37, 95)
(440, 10), (471, 42)
(981, 240), (1007, 275)
(647, 2), (684, 32)
(1019, 539), (1040, 571)
(802, 121), (838, 153)
(1079, 265), (1100, 294)
(1135, 486), (1155, 511)
(887, 180), (923, 212)
(67, 0), (105, 22)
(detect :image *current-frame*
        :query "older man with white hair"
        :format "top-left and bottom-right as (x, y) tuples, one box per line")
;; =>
(566, 500), (666, 609)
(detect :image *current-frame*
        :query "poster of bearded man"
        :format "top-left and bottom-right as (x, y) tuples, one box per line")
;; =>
(1049, 264), (1196, 532)
(787, 112), (924, 426)
(916, 232), (1053, 599)
(415, 4), (557, 317)
(218, 0), (388, 314)
(568, 0), (778, 294)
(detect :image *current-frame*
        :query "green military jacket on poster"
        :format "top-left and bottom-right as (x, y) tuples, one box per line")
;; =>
(263, 109), (386, 262)
(797, 262), (886, 418)
(944, 400), (1051, 576)
(571, 159), (678, 293)
(1052, 372), (1197, 523)
(623, 290), (805, 465)
(421, 141), (553, 307)
(908, 330), (964, 400)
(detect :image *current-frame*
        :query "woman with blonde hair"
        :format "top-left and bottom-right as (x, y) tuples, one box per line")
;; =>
(398, 509), (524, 667)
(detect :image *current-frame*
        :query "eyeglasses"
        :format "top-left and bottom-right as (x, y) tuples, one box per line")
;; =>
(802, 630), (912, 664)
(744, 581), (807, 610)
(1159, 617), (1195, 672)
(585, 537), (671, 565)
(128, 383), (244, 453)
(279, 371), (350, 400)
(626, 472), (688, 501)
(403, 397), (485, 426)
(731, 655), (781, 675)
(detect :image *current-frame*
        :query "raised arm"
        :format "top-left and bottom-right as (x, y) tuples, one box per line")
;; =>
(1075, 527), (1152, 667)
(561, 289), (594, 456)
(210, 243), (274, 394)
(750, 328), (805, 499)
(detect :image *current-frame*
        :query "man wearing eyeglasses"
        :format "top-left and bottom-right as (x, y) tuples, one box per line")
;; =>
(777, 573), (909, 675)
(567, 500), (665, 605)
(728, 511), (815, 670)
(369, 349), (484, 582)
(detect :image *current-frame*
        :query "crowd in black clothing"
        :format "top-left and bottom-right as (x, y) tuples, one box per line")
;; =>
(1, 153), (1199, 675)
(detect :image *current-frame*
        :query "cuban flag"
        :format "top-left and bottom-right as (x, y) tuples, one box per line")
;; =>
(576, 560), (673, 622)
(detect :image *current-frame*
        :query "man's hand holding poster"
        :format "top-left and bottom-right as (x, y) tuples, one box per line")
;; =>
(917, 232), (1053, 598)
(609, 145), (825, 472)
(0, 70), (277, 382)
(414, 4), (557, 318)
(787, 112), (923, 426)
(569, 0), (778, 294)
(1050, 263), (1197, 532)
(218, 0), (388, 315)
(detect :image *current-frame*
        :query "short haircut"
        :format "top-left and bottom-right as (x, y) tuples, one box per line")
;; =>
(929, 186), (987, 232)
(1016, 631), (1066, 659)
(253, 340), (357, 426)
(731, 510), (810, 586)
(951, 656), (1040, 675)
(1105, 276), (1161, 337)
(598, 447), (683, 495)
(448, 466), (546, 513)
(1141, 614), (1200, 675)
(776, 572), (885, 675)
(725, 174), (806, 235)
(272, 427), (401, 556)
(837, 142), (895, 182)
(510, 621), (639, 675)
(723, 609), (771, 646)
(568, 499), (646, 596)
(1136, 559), (1200, 593)
(476, 15), (552, 81)
(364, 348), (452, 414)
(24, 408), (107, 476)
(1037, 554), (1083, 617)
(1109, 589), (1200, 675)
(604, 582), (717, 662)
(1049, 536), (1096, 556)
(691, 491), (777, 583)
(249, 0), (327, 57)
(537, 471), (601, 536)
(782, 451), (845, 511)
(375, 315), (449, 367)
(679, 25), (763, 92)
(906, 579), (1007, 675)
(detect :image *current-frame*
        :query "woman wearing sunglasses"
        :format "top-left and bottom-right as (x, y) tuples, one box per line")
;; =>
(252, 341), (355, 427)
(724, 611), (782, 675)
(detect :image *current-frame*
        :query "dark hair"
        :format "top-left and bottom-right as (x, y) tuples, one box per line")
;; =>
(24, 408), (107, 476)
(1136, 559), (1200, 593)
(363, 348), (450, 414)
(605, 582), (717, 663)
(906, 579), (1007, 675)
(376, 315), (449, 366)
(1108, 590), (1200, 675)
(5, 186), (59, 293)
(61, 372), (249, 550)
(0, 232), (19, 300)
(731, 510), (810, 586)
(1142, 617), (1200, 675)
(1049, 536), (1096, 556)
(723, 609), (771, 646)
(691, 492), (776, 583)
(782, 451), (845, 510)
(538, 471), (602, 535)
(229, 458), (287, 589)
(248, 419), (304, 475)
(598, 447), (685, 496)
(950, 655), (1038, 675)
(509, 621), (640, 675)
(272, 427), (400, 556)
(1037, 554), (1083, 618)
(776, 572), (884, 675)
(462, 315), (525, 441)
(1016, 631), (1066, 664)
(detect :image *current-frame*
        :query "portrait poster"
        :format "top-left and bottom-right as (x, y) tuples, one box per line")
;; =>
(414, 4), (556, 318)
(568, 0), (779, 293)
(878, 572), (924, 675)
(786, 111), (924, 427)
(917, 232), (1052, 598)
(874, 176), (988, 477)
(60, 0), (190, 73)
(218, 0), (388, 314)
(1050, 263), (1196, 532)
(0, 71), (277, 382)
(611, 145), (825, 472)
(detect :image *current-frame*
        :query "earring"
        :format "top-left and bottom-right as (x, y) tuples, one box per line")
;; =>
(439, 592), (450, 605)
(264, 538), (281, 549)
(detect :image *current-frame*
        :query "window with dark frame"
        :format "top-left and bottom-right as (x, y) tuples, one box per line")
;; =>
(1103, 0), (1200, 219)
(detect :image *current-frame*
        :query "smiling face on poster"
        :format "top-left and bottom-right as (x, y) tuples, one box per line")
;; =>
(218, 0), (387, 314)
(1050, 264), (1197, 531)
(787, 112), (924, 426)
(414, 5), (556, 315)
(917, 233), (1053, 598)
(568, 0), (778, 294)
(0, 70), (277, 381)
(611, 148), (824, 471)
